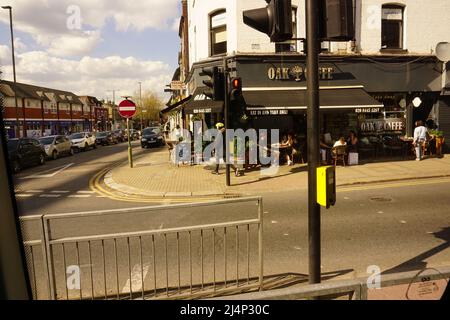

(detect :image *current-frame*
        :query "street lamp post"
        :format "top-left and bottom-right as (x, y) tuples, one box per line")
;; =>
(107, 89), (119, 130)
(138, 82), (143, 131)
(2, 6), (21, 138)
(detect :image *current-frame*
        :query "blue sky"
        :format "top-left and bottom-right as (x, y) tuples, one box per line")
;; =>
(0, 0), (181, 101)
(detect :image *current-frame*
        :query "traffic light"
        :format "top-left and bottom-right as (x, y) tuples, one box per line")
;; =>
(200, 67), (225, 101)
(243, 0), (293, 43)
(319, 0), (355, 41)
(229, 77), (242, 102)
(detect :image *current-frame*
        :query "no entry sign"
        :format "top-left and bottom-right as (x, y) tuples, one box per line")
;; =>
(118, 99), (137, 119)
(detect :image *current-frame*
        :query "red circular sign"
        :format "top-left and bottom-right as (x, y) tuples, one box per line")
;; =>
(118, 100), (137, 119)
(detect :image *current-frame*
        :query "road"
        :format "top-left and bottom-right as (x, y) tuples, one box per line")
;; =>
(11, 143), (450, 299)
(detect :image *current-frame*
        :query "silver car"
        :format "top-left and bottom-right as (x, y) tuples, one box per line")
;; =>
(39, 135), (74, 160)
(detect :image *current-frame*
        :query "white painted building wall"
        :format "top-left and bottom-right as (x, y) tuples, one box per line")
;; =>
(187, 0), (450, 66)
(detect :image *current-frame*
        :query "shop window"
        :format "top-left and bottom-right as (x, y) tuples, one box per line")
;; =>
(210, 10), (227, 56)
(381, 4), (405, 51)
(275, 7), (298, 53)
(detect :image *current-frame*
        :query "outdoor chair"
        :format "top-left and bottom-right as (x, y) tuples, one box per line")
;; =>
(332, 145), (348, 167)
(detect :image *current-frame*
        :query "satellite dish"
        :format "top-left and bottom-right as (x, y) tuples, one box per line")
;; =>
(436, 42), (450, 62)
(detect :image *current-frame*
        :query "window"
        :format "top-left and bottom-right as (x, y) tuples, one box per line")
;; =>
(210, 10), (227, 56)
(276, 7), (298, 53)
(381, 5), (405, 50)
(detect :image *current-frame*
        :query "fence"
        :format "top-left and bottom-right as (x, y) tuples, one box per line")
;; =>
(19, 197), (264, 300)
(211, 266), (450, 300)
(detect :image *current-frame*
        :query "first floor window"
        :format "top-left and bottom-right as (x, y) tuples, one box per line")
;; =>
(210, 10), (227, 56)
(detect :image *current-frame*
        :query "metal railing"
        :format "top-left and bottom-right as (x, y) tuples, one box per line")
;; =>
(211, 266), (450, 300)
(20, 196), (264, 300)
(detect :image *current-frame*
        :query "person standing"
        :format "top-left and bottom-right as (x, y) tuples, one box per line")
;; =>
(413, 120), (428, 161)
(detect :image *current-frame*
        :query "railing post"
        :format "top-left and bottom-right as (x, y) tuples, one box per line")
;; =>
(36, 215), (52, 300)
(258, 197), (264, 291)
(43, 217), (57, 300)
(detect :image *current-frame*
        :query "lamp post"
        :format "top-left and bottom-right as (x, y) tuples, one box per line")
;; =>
(107, 89), (120, 130)
(138, 82), (143, 131)
(2, 6), (21, 138)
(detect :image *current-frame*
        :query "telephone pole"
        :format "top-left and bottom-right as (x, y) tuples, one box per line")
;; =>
(107, 89), (120, 130)
(138, 82), (143, 131)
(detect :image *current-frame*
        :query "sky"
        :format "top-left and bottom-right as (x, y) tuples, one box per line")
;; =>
(0, 0), (181, 102)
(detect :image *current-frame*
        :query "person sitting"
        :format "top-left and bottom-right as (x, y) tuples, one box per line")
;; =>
(347, 131), (358, 153)
(281, 133), (294, 166)
(333, 137), (347, 148)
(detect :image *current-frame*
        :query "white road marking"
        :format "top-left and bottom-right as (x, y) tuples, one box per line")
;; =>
(68, 195), (92, 198)
(271, 221), (278, 224)
(27, 190), (44, 193)
(77, 191), (96, 194)
(377, 211), (384, 214)
(51, 191), (70, 194)
(39, 194), (61, 198)
(400, 220), (407, 224)
(21, 163), (75, 179)
(293, 246), (302, 250)
(122, 264), (150, 294)
(16, 194), (34, 198)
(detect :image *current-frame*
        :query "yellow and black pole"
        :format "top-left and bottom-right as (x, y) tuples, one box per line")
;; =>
(127, 118), (133, 168)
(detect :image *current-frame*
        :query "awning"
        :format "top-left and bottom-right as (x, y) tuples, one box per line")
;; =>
(243, 87), (384, 113)
(184, 87), (224, 115)
(161, 95), (191, 114)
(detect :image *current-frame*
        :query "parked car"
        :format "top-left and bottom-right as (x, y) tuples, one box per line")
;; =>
(39, 135), (74, 160)
(127, 129), (140, 141)
(7, 138), (46, 173)
(69, 132), (96, 151)
(96, 131), (116, 146)
(112, 129), (126, 143)
(141, 127), (165, 148)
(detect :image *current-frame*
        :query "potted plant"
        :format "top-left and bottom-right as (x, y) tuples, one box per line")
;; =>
(430, 130), (445, 157)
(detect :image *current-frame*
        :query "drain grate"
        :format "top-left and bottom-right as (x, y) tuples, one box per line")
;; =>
(370, 197), (393, 202)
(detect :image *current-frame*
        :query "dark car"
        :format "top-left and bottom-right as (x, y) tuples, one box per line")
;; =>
(112, 129), (126, 143)
(7, 138), (46, 173)
(96, 131), (116, 146)
(141, 127), (165, 148)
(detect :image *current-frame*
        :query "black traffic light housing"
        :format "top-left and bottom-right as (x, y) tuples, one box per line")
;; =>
(229, 77), (242, 102)
(243, 0), (293, 43)
(319, 0), (355, 41)
(200, 67), (225, 101)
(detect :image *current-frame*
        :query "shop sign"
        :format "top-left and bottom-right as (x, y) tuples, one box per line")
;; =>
(171, 81), (186, 91)
(193, 108), (212, 114)
(268, 65), (334, 82)
(360, 118), (405, 135)
(355, 107), (382, 113)
(249, 109), (289, 116)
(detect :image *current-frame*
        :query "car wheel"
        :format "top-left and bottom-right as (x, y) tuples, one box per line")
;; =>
(84, 143), (89, 151)
(52, 150), (58, 160)
(93, 143), (97, 149)
(39, 154), (46, 165)
(70, 148), (75, 156)
(12, 160), (21, 173)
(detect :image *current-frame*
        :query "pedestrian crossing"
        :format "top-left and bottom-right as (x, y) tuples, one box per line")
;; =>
(14, 189), (105, 199)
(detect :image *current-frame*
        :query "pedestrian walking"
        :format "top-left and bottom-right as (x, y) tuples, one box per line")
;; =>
(413, 120), (428, 161)
(212, 122), (226, 175)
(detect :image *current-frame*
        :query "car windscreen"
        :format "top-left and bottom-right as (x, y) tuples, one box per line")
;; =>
(7, 140), (19, 151)
(143, 128), (159, 135)
(39, 137), (55, 145)
(70, 133), (83, 140)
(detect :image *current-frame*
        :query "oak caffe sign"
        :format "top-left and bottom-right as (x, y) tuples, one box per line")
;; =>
(360, 118), (406, 136)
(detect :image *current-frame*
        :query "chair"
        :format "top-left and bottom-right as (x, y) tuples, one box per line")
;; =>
(332, 145), (348, 167)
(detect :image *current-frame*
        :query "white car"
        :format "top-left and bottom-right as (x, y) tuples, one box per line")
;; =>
(69, 132), (96, 152)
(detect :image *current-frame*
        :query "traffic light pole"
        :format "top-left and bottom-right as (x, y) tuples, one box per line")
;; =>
(306, 0), (321, 286)
(223, 58), (231, 187)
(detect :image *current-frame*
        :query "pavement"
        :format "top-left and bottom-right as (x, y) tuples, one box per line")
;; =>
(102, 146), (450, 199)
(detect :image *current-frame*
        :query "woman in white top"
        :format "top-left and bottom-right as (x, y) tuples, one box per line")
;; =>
(413, 120), (428, 161)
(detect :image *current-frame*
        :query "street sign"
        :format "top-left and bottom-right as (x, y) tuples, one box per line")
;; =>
(118, 100), (137, 119)
(170, 81), (186, 91)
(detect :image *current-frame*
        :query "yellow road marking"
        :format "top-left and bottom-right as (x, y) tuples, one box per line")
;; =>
(338, 177), (450, 193)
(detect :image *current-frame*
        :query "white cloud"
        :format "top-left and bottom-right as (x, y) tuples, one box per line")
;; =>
(1, 51), (172, 100)
(0, 0), (180, 56)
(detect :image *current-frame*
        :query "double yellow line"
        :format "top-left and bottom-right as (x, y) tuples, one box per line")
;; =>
(338, 177), (450, 193)
(89, 165), (227, 204)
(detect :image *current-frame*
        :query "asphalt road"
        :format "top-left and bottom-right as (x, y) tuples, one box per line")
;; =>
(10, 143), (450, 299)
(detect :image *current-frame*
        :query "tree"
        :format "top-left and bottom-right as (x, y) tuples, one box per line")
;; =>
(134, 90), (165, 125)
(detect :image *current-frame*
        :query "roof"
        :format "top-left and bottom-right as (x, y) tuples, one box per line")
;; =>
(1, 80), (86, 105)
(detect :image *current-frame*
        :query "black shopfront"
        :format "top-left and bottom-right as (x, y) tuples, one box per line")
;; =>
(187, 54), (444, 160)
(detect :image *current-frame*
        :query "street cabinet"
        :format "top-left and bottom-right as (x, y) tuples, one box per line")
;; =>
(317, 166), (336, 209)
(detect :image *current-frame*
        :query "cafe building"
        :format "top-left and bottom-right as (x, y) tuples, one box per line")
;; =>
(182, 53), (444, 160)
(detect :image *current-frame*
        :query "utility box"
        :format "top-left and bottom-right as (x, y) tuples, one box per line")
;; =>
(317, 166), (336, 209)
